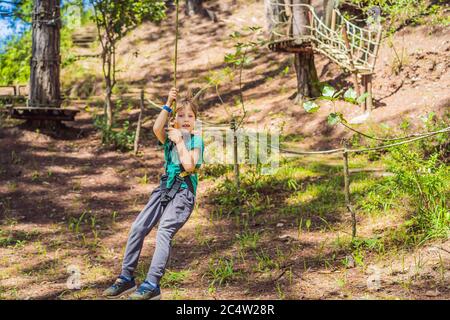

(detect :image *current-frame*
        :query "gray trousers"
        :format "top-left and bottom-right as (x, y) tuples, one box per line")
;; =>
(121, 185), (195, 285)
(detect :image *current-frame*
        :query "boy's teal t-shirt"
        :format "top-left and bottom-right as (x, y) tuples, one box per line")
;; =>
(163, 135), (204, 196)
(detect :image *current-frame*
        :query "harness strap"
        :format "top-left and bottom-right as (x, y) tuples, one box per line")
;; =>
(160, 138), (196, 205)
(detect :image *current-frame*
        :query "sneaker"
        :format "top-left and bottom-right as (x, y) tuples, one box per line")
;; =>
(103, 275), (137, 299)
(129, 281), (161, 300)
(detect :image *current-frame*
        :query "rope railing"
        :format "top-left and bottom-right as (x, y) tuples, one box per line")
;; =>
(267, 1), (382, 73)
(275, 145), (344, 155)
(272, 126), (450, 156)
(341, 122), (450, 142)
(346, 126), (450, 154)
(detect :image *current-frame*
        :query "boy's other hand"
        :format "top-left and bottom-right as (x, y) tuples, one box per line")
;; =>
(168, 127), (183, 144)
(166, 87), (178, 107)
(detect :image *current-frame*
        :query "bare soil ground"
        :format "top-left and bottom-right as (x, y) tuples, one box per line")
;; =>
(1, 114), (449, 300)
(0, 0), (449, 300)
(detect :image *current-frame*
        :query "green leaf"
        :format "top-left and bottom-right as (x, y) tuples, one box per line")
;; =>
(380, 123), (390, 130)
(242, 56), (253, 66)
(249, 26), (262, 32)
(224, 53), (238, 64)
(322, 84), (336, 99)
(344, 88), (357, 103)
(303, 101), (320, 113)
(305, 219), (311, 230)
(230, 31), (242, 39)
(420, 111), (436, 123)
(327, 112), (342, 126)
(356, 92), (370, 104)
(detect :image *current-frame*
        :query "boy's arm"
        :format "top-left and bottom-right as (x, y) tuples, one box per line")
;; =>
(153, 109), (169, 144)
(153, 88), (177, 144)
(175, 141), (200, 173)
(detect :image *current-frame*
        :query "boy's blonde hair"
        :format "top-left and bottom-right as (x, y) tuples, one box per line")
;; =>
(176, 88), (198, 118)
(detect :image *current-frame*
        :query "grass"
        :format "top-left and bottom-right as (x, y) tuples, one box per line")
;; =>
(205, 257), (240, 288)
(0, 229), (40, 248)
(209, 155), (387, 237)
(194, 225), (214, 248)
(235, 230), (260, 251)
(160, 269), (191, 289)
(254, 249), (279, 273)
(350, 0), (449, 35)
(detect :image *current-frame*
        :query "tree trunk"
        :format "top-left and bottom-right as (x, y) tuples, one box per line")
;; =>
(102, 43), (115, 129)
(294, 51), (320, 102)
(185, 0), (216, 21)
(292, 0), (320, 104)
(185, 0), (203, 15)
(28, 0), (61, 127)
(105, 84), (113, 129)
(264, 0), (288, 36)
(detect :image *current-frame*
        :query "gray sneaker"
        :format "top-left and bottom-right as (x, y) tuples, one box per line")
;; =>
(103, 276), (137, 299)
(129, 281), (161, 300)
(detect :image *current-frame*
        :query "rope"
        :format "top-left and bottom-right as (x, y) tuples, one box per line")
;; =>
(269, 127), (450, 157)
(164, 0), (180, 130)
(276, 145), (344, 156)
(272, 128), (449, 157)
(347, 127), (450, 154)
(173, 0), (180, 89)
(341, 122), (450, 142)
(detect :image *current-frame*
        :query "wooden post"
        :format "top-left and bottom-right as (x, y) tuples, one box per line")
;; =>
(323, 0), (335, 28)
(370, 27), (383, 72)
(366, 73), (373, 112)
(342, 25), (361, 108)
(361, 74), (367, 112)
(308, 10), (314, 36)
(231, 118), (240, 190)
(133, 89), (145, 155)
(360, 73), (374, 112)
(331, 9), (336, 31)
(342, 142), (356, 238)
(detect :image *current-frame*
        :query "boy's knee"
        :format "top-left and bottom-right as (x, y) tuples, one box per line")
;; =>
(156, 225), (178, 242)
(130, 223), (148, 237)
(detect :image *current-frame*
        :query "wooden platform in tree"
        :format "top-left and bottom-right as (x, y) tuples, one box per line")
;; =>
(266, 2), (382, 74)
(268, 37), (314, 53)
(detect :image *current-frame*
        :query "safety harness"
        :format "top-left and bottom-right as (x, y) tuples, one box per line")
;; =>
(160, 139), (195, 207)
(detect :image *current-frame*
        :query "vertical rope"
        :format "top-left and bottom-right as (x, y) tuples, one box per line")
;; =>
(174, 0), (180, 90)
(168, 0), (180, 129)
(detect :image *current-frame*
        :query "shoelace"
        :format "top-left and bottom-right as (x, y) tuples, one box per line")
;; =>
(136, 283), (155, 295)
(111, 279), (124, 290)
(111, 275), (132, 289)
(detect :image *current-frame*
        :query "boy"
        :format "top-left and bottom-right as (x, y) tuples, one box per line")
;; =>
(103, 88), (204, 300)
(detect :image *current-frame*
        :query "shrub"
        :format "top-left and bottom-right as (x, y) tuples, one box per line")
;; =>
(94, 114), (135, 152)
(387, 145), (449, 242)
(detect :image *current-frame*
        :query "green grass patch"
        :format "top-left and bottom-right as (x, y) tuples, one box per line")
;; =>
(160, 269), (191, 289)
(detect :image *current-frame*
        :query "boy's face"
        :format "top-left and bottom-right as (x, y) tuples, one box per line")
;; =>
(174, 104), (196, 133)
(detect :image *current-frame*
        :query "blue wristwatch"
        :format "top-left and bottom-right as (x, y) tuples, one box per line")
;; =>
(162, 105), (173, 113)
